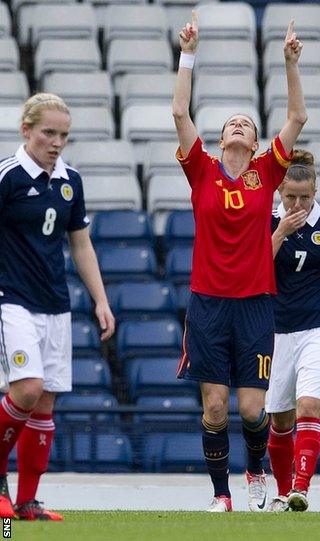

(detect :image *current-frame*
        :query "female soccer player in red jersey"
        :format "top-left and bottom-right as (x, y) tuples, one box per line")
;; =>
(173, 12), (307, 512)
(0, 93), (115, 520)
(266, 150), (320, 512)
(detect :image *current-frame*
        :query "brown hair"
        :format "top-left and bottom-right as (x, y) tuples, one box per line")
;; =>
(21, 92), (70, 127)
(221, 114), (259, 143)
(283, 149), (316, 190)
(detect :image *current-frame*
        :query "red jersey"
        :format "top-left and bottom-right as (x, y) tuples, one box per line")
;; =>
(176, 136), (291, 298)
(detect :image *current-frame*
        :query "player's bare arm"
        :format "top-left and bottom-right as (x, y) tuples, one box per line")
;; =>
(279, 20), (307, 155)
(172, 10), (199, 157)
(68, 228), (115, 341)
(272, 208), (307, 258)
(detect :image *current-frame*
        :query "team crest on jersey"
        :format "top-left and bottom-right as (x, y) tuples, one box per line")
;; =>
(311, 231), (320, 245)
(242, 170), (262, 190)
(61, 183), (73, 201)
(11, 351), (29, 367)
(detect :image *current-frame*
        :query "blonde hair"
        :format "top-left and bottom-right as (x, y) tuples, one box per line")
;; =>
(21, 92), (70, 127)
(280, 149), (317, 191)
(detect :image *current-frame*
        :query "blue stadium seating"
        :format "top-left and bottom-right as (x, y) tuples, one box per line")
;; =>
(165, 246), (192, 284)
(95, 244), (158, 282)
(67, 279), (92, 317)
(72, 357), (112, 393)
(175, 284), (191, 312)
(55, 391), (118, 422)
(164, 210), (195, 250)
(95, 433), (133, 472)
(134, 395), (200, 423)
(72, 319), (101, 357)
(125, 357), (199, 400)
(117, 319), (183, 361)
(91, 210), (154, 247)
(112, 280), (179, 321)
(142, 432), (206, 473)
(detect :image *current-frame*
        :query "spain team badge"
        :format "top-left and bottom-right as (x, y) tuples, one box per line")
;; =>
(61, 183), (73, 201)
(242, 170), (262, 190)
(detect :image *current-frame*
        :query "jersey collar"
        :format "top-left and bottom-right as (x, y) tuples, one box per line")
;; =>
(277, 200), (320, 227)
(15, 145), (69, 181)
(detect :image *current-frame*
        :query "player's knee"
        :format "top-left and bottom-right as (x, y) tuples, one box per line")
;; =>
(239, 403), (263, 423)
(297, 396), (320, 418)
(10, 379), (44, 411)
(203, 395), (228, 422)
(271, 411), (295, 431)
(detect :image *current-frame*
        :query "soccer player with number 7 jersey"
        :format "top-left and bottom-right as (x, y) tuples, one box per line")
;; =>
(173, 11), (307, 512)
(0, 93), (115, 520)
(266, 150), (320, 512)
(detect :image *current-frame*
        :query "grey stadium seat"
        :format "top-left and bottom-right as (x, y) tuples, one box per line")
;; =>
(0, 38), (20, 71)
(121, 104), (177, 142)
(193, 73), (259, 113)
(102, 5), (168, 42)
(0, 72), (29, 104)
(143, 141), (181, 185)
(12, 0), (75, 13)
(119, 72), (175, 111)
(267, 106), (320, 143)
(305, 142), (320, 176)
(265, 74), (320, 115)
(34, 39), (101, 81)
(0, 105), (24, 141)
(68, 106), (114, 142)
(196, 104), (261, 144)
(194, 40), (258, 78)
(166, 5), (197, 48)
(263, 40), (320, 81)
(42, 71), (113, 109)
(196, 2), (256, 41)
(18, 4), (97, 47)
(0, 139), (24, 159)
(0, 3), (11, 38)
(82, 175), (142, 211)
(69, 140), (136, 177)
(262, 4), (320, 47)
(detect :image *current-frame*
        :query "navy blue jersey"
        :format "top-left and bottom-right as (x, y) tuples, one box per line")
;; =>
(272, 201), (320, 333)
(0, 145), (89, 314)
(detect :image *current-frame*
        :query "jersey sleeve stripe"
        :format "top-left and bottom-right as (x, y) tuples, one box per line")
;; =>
(271, 138), (292, 169)
(0, 160), (19, 183)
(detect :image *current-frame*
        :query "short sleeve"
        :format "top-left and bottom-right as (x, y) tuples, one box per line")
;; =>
(67, 173), (90, 232)
(269, 136), (293, 190)
(176, 137), (211, 189)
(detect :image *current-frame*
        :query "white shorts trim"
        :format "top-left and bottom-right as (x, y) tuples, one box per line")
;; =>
(0, 304), (72, 392)
(265, 328), (320, 413)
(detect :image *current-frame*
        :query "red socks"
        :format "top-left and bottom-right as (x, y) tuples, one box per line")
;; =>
(16, 413), (55, 506)
(0, 395), (31, 474)
(268, 425), (294, 496)
(294, 417), (320, 493)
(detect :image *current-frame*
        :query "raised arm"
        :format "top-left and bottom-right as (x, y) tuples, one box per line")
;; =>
(172, 10), (199, 157)
(278, 20), (308, 155)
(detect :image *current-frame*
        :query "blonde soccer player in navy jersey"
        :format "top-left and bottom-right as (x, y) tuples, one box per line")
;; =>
(173, 11), (307, 512)
(0, 93), (115, 520)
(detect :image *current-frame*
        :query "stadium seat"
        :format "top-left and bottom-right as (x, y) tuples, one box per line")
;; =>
(175, 284), (191, 312)
(67, 279), (92, 317)
(95, 244), (157, 282)
(34, 39), (101, 81)
(306, 142), (320, 176)
(0, 38), (20, 71)
(119, 73), (175, 112)
(262, 3), (320, 47)
(95, 434), (133, 472)
(165, 246), (192, 285)
(111, 281), (178, 322)
(263, 40), (320, 81)
(72, 357), (112, 393)
(267, 106), (320, 143)
(196, 104), (261, 144)
(72, 319), (101, 357)
(194, 40), (258, 77)
(167, 4), (198, 47)
(18, 3), (97, 47)
(142, 432), (205, 473)
(42, 71), (113, 109)
(193, 73), (259, 113)
(90, 210), (154, 246)
(164, 210), (195, 250)
(55, 391), (118, 422)
(126, 357), (198, 400)
(143, 141), (180, 185)
(0, 140), (23, 159)
(68, 140), (135, 177)
(117, 319), (183, 361)
(102, 5), (168, 42)
(265, 73), (320, 115)
(0, 72), (29, 105)
(196, 2), (256, 41)
(12, 0), (75, 14)
(0, 3), (11, 38)
(68, 106), (114, 142)
(0, 106), (24, 141)
(229, 431), (246, 473)
(134, 395), (200, 423)
(121, 104), (176, 143)
(82, 175), (142, 211)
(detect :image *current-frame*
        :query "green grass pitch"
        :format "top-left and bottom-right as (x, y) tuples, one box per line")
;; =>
(8, 511), (320, 541)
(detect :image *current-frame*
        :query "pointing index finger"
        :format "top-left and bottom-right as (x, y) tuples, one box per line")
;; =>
(191, 10), (198, 31)
(285, 19), (294, 41)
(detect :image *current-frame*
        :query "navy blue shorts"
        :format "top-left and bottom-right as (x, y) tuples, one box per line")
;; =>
(177, 292), (274, 389)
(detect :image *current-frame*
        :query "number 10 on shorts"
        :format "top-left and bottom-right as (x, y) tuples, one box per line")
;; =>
(257, 354), (271, 380)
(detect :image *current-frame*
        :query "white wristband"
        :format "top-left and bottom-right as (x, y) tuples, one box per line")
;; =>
(179, 51), (195, 70)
